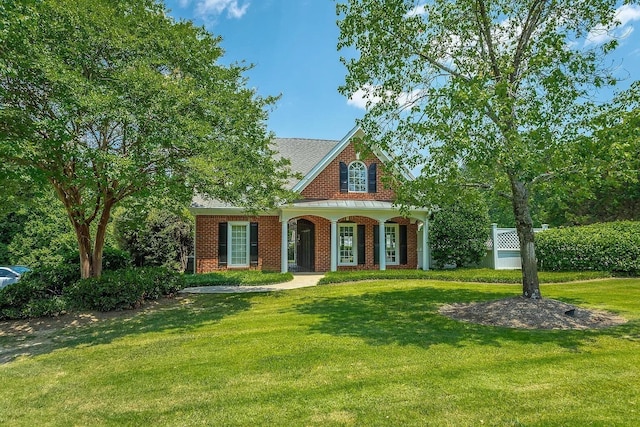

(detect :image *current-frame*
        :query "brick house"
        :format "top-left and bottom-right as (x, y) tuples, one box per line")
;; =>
(190, 125), (431, 273)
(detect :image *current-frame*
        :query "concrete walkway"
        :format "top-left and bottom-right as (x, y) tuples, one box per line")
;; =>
(180, 273), (325, 294)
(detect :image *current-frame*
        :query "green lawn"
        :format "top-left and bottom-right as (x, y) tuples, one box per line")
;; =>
(1, 279), (639, 426)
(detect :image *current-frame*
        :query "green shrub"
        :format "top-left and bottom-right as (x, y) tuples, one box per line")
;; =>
(317, 269), (611, 285)
(429, 195), (490, 268)
(536, 221), (640, 273)
(0, 278), (68, 320)
(66, 267), (185, 312)
(184, 271), (293, 286)
(139, 267), (186, 300)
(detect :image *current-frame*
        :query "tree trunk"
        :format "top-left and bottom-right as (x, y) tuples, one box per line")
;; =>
(510, 177), (541, 299)
(75, 222), (94, 279)
(92, 198), (115, 278)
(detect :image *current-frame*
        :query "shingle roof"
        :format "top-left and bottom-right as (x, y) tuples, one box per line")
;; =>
(272, 138), (339, 189)
(191, 137), (339, 208)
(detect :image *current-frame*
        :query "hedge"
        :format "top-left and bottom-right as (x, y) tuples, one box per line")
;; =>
(0, 267), (184, 319)
(66, 267), (185, 312)
(536, 221), (640, 273)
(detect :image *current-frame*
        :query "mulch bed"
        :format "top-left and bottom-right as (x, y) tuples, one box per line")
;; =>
(440, 296), (627, 330)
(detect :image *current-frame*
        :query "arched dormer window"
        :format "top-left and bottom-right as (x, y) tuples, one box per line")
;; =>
(348, 161), (367, 192)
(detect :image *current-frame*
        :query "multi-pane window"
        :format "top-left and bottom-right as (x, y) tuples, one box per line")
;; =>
(338, 224), (356, 265)
(385, 224), (398, 265)
(229, 223), (249, 267)
(348, 161), (367, 192)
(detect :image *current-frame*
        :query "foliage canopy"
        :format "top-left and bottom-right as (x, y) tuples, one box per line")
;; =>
(0, 0), (293, 278)
(337, 0), (634, 298)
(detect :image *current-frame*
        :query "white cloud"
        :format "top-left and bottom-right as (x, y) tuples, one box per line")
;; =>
(585, 4), (640, 46)
(194, 0), (250, 19)
(347, 84), (425, 110)
(347, 84), (381, 109)
(405, 4), (427, 18)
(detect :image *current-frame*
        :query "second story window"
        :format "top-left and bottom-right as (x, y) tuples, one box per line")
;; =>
(348, 161), (367, 192)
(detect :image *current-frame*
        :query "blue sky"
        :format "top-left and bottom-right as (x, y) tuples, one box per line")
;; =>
(164, 1), (640, 141)
(165, 0), (359, 140)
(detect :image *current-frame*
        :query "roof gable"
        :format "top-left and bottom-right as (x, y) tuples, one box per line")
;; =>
(291, 125), (412, 193)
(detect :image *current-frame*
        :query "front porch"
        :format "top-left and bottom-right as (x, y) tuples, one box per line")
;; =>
(279, 200), (431, 273)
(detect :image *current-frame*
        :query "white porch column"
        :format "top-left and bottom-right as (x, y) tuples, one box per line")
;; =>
(422, 217), (430, 271)
(281, 219), (288, 273)
(378, 220), (386, 271)
(330, 219), (338, 272)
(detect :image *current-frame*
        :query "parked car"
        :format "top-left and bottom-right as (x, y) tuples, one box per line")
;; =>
(0, 266), (31, 289)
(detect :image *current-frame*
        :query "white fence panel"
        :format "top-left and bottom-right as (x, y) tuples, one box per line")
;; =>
(481, 224), (548, 270)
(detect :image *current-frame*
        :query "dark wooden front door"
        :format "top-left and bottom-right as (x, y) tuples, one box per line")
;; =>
(296, 219), (315, 272)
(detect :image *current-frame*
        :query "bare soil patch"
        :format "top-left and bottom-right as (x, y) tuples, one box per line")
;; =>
(440, 296), (627, 330)
(0, 298), (183, 363)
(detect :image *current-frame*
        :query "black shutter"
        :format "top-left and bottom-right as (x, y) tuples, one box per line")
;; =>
(218, 222), (228, 267)
(339, 161), (348, 193)
(373, 224), (379, 265)
(357, 224), (366, 265)
(250, 222), (259, 267)
(399, 225), (408, 265)
(368, 163), (377, 193)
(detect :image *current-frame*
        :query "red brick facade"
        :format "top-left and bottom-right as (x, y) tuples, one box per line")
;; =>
(301, 143), (396, 201)
(194, 142), (420, 273)
(195, 215), (282, 273)
(301, 215), (418, 272)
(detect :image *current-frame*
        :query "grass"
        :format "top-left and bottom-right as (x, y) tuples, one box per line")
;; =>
(318, 268), (613, 285)
(1, 278), (640, 426)
(184, 270), (293, 286)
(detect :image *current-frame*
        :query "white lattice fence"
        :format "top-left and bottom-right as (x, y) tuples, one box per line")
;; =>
(482, 224), (549, 269)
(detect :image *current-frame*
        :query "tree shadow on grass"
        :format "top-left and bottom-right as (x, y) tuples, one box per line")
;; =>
(0, 294), (254, 363)
(295, 286), (640, 350)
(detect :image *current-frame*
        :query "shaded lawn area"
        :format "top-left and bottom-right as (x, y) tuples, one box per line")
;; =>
(1, 279), (639, 426)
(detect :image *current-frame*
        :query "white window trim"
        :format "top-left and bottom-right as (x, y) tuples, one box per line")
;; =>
(338, 223), (357, 266)
(228, 221), (250, 268)
(348, 161), (368, 193)
(385, 223), (399, 266)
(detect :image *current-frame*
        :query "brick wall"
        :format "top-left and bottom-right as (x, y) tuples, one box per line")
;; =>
(301, 142), (396, 201)
(195, 215), (281, 273)
(293, 215), (417, 272)
(195, 214), (418, 273)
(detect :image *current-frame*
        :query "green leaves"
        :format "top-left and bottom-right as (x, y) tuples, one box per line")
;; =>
(0, 0), (294, 277)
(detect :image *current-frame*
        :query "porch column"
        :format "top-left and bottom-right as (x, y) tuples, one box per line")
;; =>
(378, 220), (386, 271)
(422, 217), (430, 271)
(330, 219), (337, 272)
(281, 219), (288, 273)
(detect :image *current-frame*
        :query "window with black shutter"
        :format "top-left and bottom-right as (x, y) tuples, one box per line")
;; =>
(339, 162), (348, 193)
(373, 224), (379, 265)
(357, 224), (366, 265)
(368, 163), (377, 193)
(218, 222), (228, 267)
(250, 222), (258, 267)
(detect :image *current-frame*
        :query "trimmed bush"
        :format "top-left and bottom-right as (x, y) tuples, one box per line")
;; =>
(0, 278), (68, 320)
(536, 221), (640, 273)
(66, 267), (185, 312)
(184, 271), (293, 287)
(430, 196), (490, 268)
(317, 269), (611, 285)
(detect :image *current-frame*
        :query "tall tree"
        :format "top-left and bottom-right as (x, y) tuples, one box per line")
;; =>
(338, 0), (633, 298)
(0, 0), (293, 278)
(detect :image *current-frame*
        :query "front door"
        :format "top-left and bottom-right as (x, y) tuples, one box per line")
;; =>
(296, 219), (315, 272)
